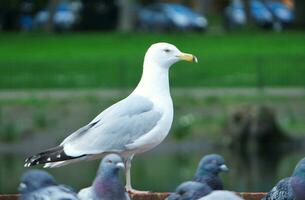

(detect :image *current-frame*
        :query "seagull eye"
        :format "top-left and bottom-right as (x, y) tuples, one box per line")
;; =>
(164, 49), (171, 53)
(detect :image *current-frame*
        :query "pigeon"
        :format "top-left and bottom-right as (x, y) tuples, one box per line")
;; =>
(166, 181), (212, 200)
(199, 191), (244, 200)
(193, 154), (229, 190)
(19, 169), (79, 200)
(262, 157), (305, 200)
(24, 42), (197, 192)
(78, 154), (130, 200)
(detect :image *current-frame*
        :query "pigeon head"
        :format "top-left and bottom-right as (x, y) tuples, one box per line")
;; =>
(292, 157), (305, 179)
(97, 154), (125, 178)
(144, 42), (198, 69)
(93, 154), (126, 198)
(19, 170), (56, 193)
(167, 181), (211, 200)
(196, 154), (229, 176)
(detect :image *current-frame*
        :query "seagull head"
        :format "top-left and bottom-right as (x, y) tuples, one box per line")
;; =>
(293, 157), (305, 179)
(196, 154), (229, 176)
(98, 154), (125, 177)
(144, 42), (198, 69)
(19, 170), (57, 193)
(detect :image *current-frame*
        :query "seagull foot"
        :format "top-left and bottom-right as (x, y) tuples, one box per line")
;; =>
(127, 188), (151, 194)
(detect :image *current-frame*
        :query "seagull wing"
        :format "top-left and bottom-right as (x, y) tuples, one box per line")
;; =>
(62, 95), (162, 157)
(24, 95), (162, 167)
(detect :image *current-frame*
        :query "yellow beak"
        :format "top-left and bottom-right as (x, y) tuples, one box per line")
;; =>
(177, 53), (198, 63)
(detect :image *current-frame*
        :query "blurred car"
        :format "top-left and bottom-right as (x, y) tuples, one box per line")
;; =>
(34, 10), (49, 27)
(19, 0), (35, 31)
(34, 0), (82, 31)
(266, 1), (294, 25)
(224, 0), (247, 30)
(54, 0), (83, 31)
(250, 0), (273, 28)
(137, 3), (208, 32)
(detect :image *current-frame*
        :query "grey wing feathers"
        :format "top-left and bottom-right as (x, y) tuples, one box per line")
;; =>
(91, 95), (155, 123)
(61, 121), (99, 145)
(263, 178), (294, 200)
(62, 95), (162, 156)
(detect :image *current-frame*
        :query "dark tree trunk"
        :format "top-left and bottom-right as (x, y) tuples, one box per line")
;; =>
(117, 0), (135, 32)
(295, 0), (305, 27)
(244, 0), (251, 22)
(192, 0), (214, 15)
(44, 0), (60, 32)
(225, 105), (291, 151)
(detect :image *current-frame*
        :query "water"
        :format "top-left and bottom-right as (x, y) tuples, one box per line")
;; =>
(0, 138), (304, 194)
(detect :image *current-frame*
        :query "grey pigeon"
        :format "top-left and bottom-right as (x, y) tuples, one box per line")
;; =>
(262, 157), (305, 200)
(166, 181), (212, 200)
(78, 154), (130, 200)
(19, 169), (79, 200)
(24, 42), (197, 193)
(193, 154), (229, 190)
(199, 191), (244, 200)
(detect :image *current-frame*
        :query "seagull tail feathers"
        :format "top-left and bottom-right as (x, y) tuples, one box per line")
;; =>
(24, 146), (85, 168)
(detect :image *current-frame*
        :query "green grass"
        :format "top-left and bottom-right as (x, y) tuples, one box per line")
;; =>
(0, 31), (304, 88)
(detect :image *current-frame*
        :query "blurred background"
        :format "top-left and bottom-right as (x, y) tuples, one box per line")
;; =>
(0, 0), (305, 195)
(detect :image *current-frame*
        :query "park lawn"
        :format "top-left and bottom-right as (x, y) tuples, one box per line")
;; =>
(0, 31), (304, 89)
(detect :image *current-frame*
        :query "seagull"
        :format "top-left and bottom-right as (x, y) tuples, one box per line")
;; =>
(78, 154), (130, 200)
(19, 169), (79, 200)
(262, 157), (305, 200)
(24, 42), (197, 193)
(166, 181), (212, 200)
(193, 154), (229, 190)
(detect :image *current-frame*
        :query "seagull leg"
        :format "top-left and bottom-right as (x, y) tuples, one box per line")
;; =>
(125, 155), (150, 194)
(125, 155), (133, 192)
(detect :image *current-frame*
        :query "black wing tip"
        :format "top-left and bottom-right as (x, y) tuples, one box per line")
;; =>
(23, 146), (63, 167)
(24, 156), (40, 167)
(24, 146), (85, 168)
(24, 156), (54, 168)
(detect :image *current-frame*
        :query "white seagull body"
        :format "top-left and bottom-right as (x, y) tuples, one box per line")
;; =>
(25, 42), (197, 192)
